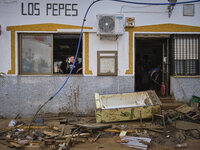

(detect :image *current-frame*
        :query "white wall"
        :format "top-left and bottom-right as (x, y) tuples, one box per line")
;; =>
(0, 0), (200, 75)
(88, 32), (130, 76)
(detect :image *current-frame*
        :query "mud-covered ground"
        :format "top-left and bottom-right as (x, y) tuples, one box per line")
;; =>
(0, 114), (200, 150)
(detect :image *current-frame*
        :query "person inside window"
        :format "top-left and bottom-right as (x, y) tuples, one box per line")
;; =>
(69, 56), (79, 74)
(60, 57), (70, 74)
(60, 56), (82, 74)
(76, 57), (82, 74)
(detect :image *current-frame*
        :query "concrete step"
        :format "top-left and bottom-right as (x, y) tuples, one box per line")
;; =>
(161, 102), (184, 110)
(159, 96), (175, 103)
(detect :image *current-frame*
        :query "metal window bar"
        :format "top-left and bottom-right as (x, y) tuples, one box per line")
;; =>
(198, 35), (200, 74)
(170, 35), (175, 75)
(172, 34), (200, 75)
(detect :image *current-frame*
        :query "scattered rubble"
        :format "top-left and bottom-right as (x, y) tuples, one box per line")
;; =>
(0, 112), (200, 150)
(175, 130), (186, 144)
(0, 95), (200, 149)
(189, 130), (200, 139)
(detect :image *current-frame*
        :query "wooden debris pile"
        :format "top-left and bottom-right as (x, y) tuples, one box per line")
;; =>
(0, 97), (200, 150)
(176, 104), (200, 121)
(0, 118), (112, 149)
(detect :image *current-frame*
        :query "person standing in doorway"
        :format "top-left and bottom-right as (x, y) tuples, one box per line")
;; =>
(148, 65), (161, 92)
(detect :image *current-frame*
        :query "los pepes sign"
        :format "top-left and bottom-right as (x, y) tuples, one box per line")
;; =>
(21, 2), (78, 16)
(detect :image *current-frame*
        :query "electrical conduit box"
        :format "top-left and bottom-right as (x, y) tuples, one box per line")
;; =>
(95, 90), (162, 123)
(125, 17), (135, 27)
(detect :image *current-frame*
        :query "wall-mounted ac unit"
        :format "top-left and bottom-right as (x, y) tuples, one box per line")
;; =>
(97, 14), (124, 36)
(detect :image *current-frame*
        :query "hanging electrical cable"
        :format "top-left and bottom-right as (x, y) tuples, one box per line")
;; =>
(112, 0), (200, 5)
(29, 0), (200, 128)
(51, 0), (200, 102)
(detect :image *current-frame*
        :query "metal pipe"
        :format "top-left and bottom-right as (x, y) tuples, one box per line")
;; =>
(162, 43), (165, 83)
(166, 39), (169, 96)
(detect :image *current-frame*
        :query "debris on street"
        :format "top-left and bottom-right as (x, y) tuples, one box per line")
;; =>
(0, 93), (200, 150)
(121, 136), (151, 150)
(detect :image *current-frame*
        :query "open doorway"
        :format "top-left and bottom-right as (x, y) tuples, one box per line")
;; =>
(135, 35), (170, 96)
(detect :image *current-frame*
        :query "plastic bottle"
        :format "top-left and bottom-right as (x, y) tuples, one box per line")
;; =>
(8, 120), (17, 127)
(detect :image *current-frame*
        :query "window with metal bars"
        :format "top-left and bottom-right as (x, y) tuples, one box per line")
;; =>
(171, 34), (200, 75)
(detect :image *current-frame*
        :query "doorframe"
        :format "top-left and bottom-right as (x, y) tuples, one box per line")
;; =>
(134, 33), (171, 96)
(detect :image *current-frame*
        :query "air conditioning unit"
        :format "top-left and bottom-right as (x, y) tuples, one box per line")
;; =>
(97, 14), (124, 36)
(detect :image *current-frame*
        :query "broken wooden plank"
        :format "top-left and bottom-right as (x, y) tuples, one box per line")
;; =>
(64, 125), (72, 135)
(139, 140), (151, 146)
(64, 133), (90, 138)
(24, 142), (40, 148)
(0, 137), (13, 141)
(176, 104), (195, 114)
(43, 131), (59, 137)
(52, 126), (59, 131)
(94, 132), (101, 142)
(44, 139), (56, 145)
(9, 142), (22, 148)
(60, 125), (66, 137)
(88, 132), (101, 143)
(0, 140), (13, 147)
(55, 133), (90, 139)
(104, 129), (137, 133)
(113, 136), (128, 143)
(59, 124), (73, 136)
(75, 123), (112, 130)
(55, 140), (69, 144)
(186, 111), (200, 121)
(71, 138), (86, 143)
(145, 128), (164, 133)
(7, 126), (48, 130)
(173, 120), (200, 131)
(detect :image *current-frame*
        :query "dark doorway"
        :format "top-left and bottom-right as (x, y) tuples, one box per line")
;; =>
(135, 36), (170, 96)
